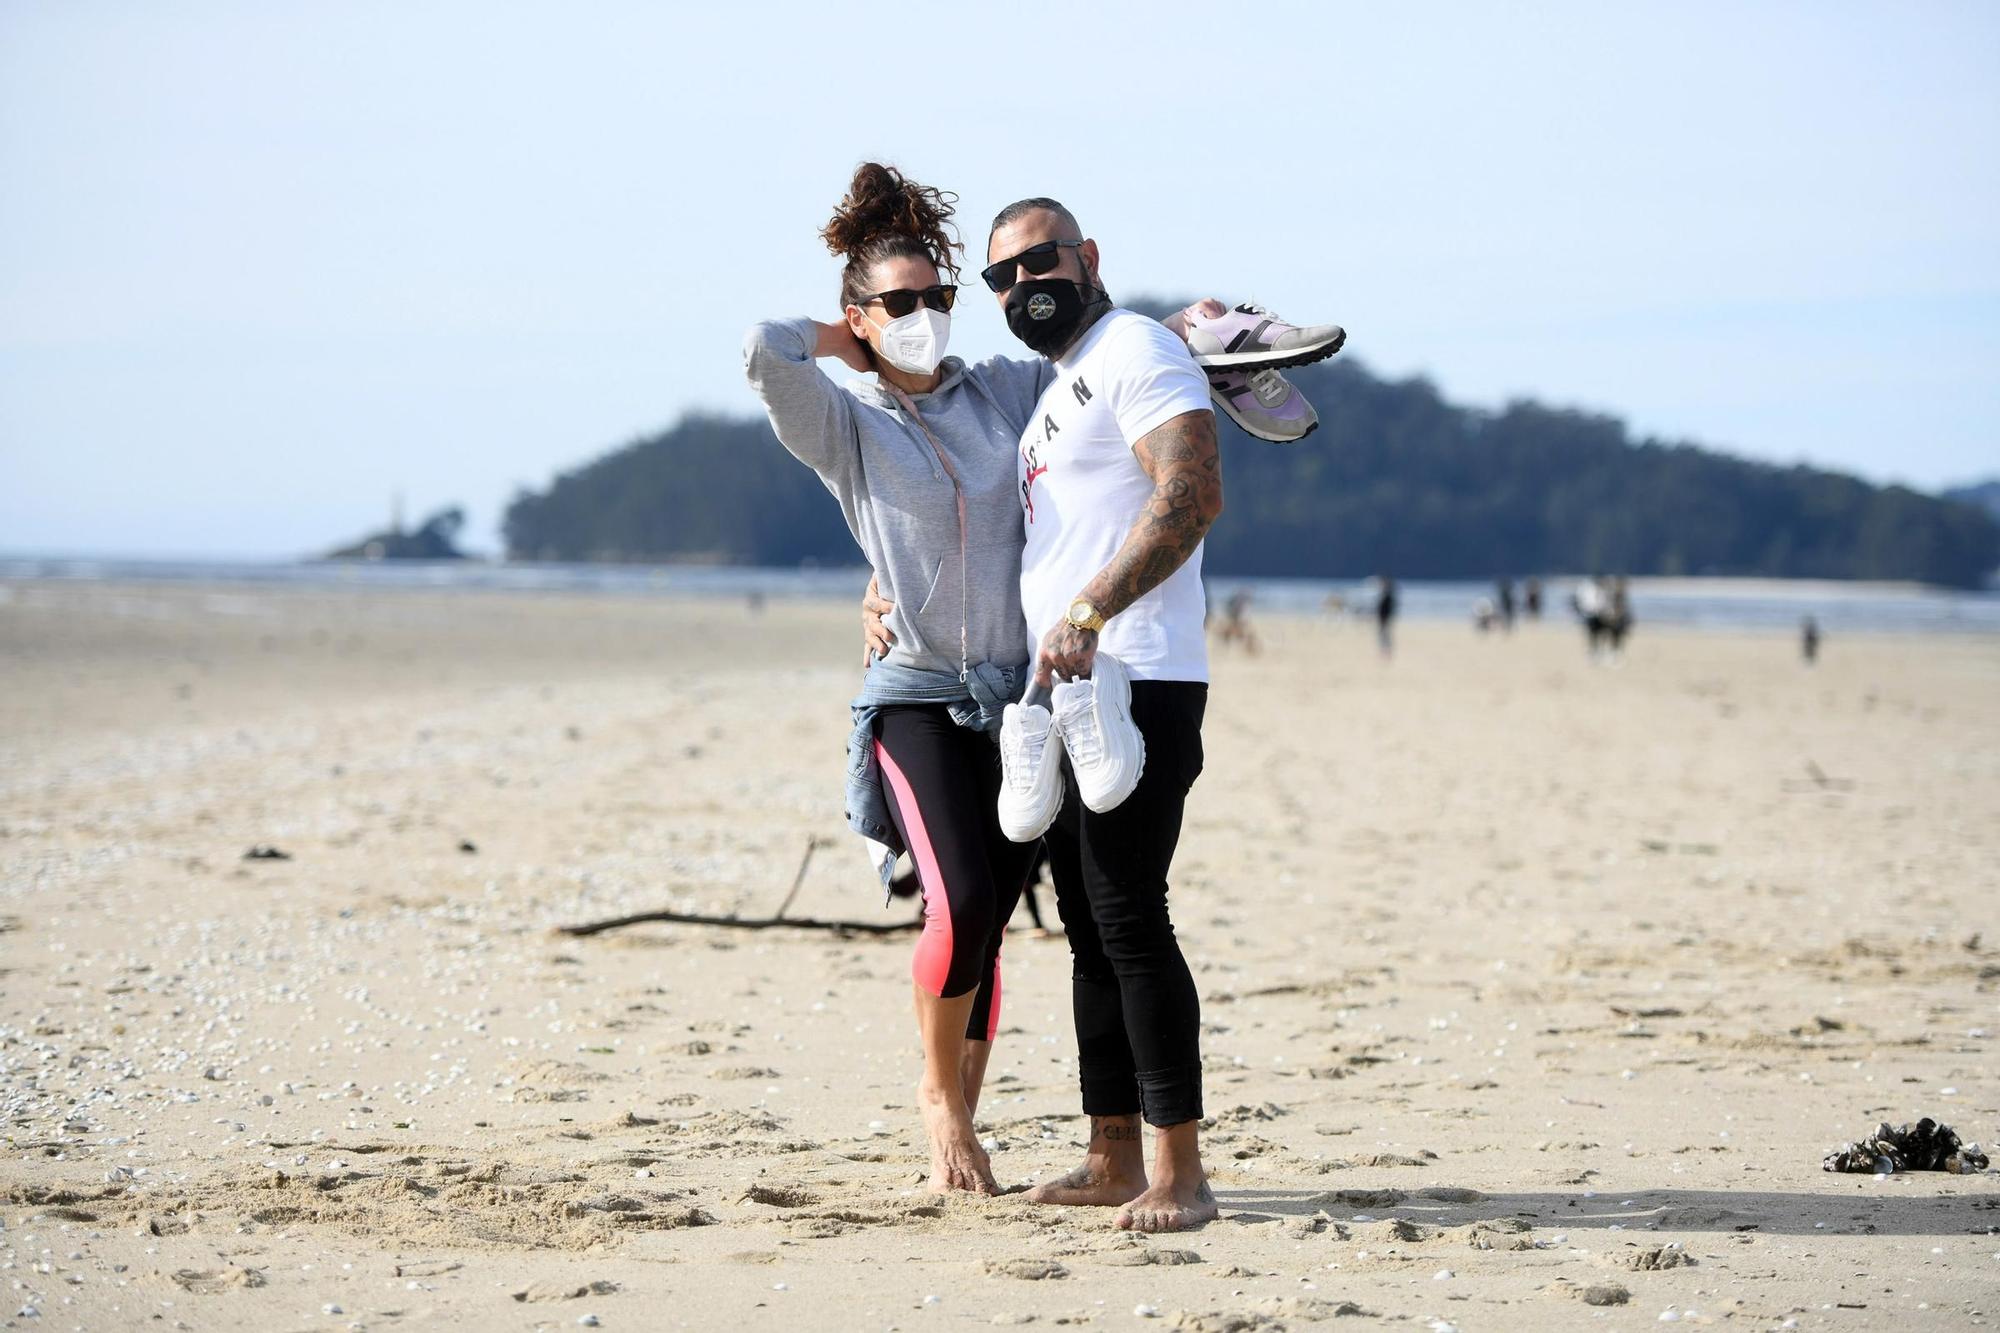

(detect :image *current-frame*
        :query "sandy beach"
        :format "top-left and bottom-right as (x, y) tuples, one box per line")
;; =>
(2, 578), (1996, 1332)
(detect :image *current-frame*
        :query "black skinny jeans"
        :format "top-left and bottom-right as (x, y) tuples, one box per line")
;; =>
(1041, 681), (1207, 1127)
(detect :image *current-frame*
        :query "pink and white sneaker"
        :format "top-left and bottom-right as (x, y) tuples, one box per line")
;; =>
(1209, 367), (1319, 442)
(1186, 302), (1345, 371)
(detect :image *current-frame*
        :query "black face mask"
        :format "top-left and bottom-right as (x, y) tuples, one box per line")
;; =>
(1003, 277), (1106, 357)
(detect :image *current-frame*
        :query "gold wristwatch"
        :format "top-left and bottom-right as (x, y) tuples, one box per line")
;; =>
(1066, 599), (1106, 632)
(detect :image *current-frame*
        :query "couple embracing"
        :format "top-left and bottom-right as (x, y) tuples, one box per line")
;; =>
(744, 163), (1341, 1231)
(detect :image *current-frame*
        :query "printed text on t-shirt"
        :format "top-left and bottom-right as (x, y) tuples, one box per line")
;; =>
(1019, 375), (1090, 524)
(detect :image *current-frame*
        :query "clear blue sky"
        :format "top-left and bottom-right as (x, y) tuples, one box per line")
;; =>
(3, 1), (1995, 558)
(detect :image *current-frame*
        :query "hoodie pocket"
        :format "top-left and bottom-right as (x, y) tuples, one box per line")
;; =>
(912, 558), (947, 618)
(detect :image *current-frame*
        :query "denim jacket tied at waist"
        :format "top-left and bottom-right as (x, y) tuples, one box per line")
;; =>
(845, 659), (1028, 894)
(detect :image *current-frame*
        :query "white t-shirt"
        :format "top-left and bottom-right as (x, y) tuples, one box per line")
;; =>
(1016, 309), (1215, 683)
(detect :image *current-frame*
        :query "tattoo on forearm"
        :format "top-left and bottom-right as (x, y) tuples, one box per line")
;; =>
(1081, 410), (1223, 620)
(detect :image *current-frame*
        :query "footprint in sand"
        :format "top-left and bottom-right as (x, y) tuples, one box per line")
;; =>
(981, 1258), (1068, 1280)
(1307, 1188), (1408, 1209)
(1654, 1205), (1761, 1230)
(1615, 1243), (1698, 1269)
(513, 1279), (619, 1303)
(1099, 1247), (1204, 1266)
(1174, 1296), (1370, 1331)
(164, 1267), (266, 1293)
(1464, 1218), (1536, 1250)
(1543, 1279), (1631, 1306)
(563, 1192), (715, 1228)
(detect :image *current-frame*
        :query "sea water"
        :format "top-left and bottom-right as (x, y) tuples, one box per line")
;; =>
(2, 555), (1996, 636)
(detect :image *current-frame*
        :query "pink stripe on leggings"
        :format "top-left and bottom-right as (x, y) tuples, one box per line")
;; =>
(875, 739), (954, 997)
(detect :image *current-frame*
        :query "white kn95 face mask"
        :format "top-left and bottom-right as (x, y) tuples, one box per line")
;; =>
(873, 306), (950, 374)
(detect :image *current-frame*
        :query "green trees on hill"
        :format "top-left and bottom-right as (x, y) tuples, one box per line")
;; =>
(502, 315), (2000, 588)
(504, 414), (855, 567)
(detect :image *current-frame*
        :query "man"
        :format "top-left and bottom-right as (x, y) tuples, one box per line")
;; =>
(983, 197), (1224, 1232)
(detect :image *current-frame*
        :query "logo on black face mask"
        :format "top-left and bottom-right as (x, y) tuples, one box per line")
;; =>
(1027, 293), (1057, 321)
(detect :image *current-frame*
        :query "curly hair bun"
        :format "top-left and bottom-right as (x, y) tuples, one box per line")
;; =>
(820, 162), (962, 284)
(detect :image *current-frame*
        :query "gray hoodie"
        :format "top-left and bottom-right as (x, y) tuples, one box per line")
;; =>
(743, 318), (1053, 675)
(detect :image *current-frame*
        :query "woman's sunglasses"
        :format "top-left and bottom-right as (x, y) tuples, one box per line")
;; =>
(854, 285), (958, 318)
(980, 239), (1084, 293)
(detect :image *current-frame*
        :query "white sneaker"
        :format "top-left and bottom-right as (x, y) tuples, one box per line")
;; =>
(1051, 652), (1145, 814)
(997, 697), (1064, 842)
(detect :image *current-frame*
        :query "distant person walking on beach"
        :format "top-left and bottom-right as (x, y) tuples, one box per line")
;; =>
(1214, 588), (1260, 654)
(1573, 576), (1609, 659)
(1374, 575), (1398, 657)
(1496, 578), (1516, 630)
(1801, 615), (1821, 664)
(1524, 577), (1543, 619)
(1607, 576), (1633, 659)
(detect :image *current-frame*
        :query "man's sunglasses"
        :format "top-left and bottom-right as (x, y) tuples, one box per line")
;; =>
(854, 284), (957, 318)
(980, 239), (1085, 293)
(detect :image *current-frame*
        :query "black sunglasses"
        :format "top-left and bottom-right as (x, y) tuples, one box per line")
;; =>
(854, 284), (957, 318)
(980, 239), (1084, 293)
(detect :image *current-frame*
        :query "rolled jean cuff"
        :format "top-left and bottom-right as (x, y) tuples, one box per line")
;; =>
(1079, 1063), (1140, 1119)
(1136, 1065), (1203, 1129)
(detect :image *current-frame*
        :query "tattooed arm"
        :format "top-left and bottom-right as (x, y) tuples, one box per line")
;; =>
(1036, 407), (1223, 684)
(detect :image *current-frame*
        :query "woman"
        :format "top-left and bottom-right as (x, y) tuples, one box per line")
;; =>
(743, 164), (1239, 1195)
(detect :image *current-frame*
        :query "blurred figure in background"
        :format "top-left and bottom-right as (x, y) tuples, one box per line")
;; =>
(1573, 576), (1609, 659)
(1214, 588), (1260, 655)
(1802, 615), (1821, 664)
(1523, 577), (1543, 619)
(1607, 577), (1633, 660)
(1374, 575), (1398, 658)
(1495, 578), (1516, 630)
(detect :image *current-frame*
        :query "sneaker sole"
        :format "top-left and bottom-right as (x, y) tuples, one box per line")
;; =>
(1078, 750), (1145, 814)
(999, 806), (1060, 843)
(1193, 326), (1346, 371)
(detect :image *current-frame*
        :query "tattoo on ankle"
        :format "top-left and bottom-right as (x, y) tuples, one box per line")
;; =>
(1091, 1118), (1141, 1143)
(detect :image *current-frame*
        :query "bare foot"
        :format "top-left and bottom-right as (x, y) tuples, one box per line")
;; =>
(1025, 1157), (1148, 1207)
(918, 1079), (998, 1195)
(1024, 1115), (1148, 1206)
(1115, 1176), (1218, 1232)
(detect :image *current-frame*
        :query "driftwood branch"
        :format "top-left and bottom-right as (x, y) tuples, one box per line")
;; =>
(557, 908), (919, 937)
(556, 835), (921, 938)
(773, 835), (827, 920)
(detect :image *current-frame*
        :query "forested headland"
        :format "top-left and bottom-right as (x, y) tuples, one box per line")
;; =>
(501, 302), (2000, 589)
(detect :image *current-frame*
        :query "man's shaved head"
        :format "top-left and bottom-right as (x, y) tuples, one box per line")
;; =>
(989, 197), (1079, 241)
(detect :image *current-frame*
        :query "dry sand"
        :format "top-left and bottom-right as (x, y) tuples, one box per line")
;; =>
(2, 579), (1996, 1332)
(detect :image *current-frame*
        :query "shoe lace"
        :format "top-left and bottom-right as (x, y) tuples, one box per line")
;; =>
(1002, 720), (1051, 791)
(1235, 300), (1286, 320)
(1247, 368), (1288, 407)
(1058, 693), (1103, 765)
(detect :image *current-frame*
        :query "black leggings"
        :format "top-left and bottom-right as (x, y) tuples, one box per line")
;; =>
(873, 705), (1038, 1042)
(1042, 681), (1207, 1127)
